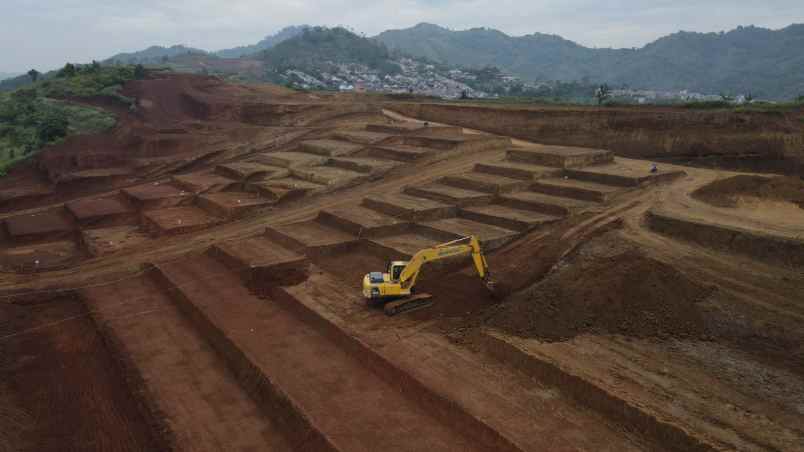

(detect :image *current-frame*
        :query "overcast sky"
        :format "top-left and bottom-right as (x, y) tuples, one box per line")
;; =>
(1, 0), (803, 73)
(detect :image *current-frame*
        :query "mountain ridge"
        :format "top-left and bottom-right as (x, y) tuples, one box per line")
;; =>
(104, 45), (208, 65)
(215, 25), (310, 58)
(9, 22), (804, 99)
(375, 23), (804, 99)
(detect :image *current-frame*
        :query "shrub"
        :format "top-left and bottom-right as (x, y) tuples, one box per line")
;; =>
(682, 100), (733, 109)
(35, 107), (69, 142)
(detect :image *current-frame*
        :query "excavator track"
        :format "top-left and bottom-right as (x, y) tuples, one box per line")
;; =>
(383, 293), (433, 316)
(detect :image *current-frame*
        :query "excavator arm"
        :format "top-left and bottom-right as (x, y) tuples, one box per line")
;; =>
(398, 236), (491, 290)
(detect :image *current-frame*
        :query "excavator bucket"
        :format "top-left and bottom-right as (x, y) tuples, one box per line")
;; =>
(383, 293), (433, 316)
(485, 279), (497, 292)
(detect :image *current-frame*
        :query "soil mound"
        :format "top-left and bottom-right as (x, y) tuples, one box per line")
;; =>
(693, 175), (804, 209)
(414, 272), (501, 319)
(487, 250), (712, 341)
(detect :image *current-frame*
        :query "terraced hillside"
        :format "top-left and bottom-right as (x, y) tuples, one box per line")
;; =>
(1, 73), (802, 452)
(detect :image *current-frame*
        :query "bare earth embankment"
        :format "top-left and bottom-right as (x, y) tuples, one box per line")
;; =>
(1, 73), (802, 451)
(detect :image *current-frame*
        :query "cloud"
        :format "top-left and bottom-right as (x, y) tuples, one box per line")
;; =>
(1, 0), (802, 72)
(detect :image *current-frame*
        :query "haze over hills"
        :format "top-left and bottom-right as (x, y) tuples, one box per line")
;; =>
(103, 26), (311, 65)
(376, 23), (804, 99)
(105, 45), (208, 65)
(0, 72), (22, 81)
(215, 25), (310, 58)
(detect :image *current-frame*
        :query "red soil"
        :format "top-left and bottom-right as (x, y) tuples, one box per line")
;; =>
(3, 209), (74, 242)
(66, 196), (133, 222)
(487, 248), (712, 340)
(0, 295), (160, 451)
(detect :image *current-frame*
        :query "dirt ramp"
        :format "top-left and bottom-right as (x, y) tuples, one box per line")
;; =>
(692, 174), (804, 208)
(488, 248), (712, 341)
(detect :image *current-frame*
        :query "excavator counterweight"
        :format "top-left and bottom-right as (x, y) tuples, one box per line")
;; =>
(362, 236), (494, 316)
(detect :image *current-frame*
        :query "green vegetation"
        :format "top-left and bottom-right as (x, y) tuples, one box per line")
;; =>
(39, 63), (140, 104)
(0, 91), (116, 173)
(0, 63), (138, 174)
(2, 63), (143, 106)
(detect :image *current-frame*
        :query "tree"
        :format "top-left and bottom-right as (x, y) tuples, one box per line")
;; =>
(10, 88), (37, 117)
(58, 63), (77, 78)
(36, 108), (69, 143)
(27, 69), (40, 82)
(133, 64), (146, 79)
(594, 84), (611, 105)
(719, 92), (734, 102)
(459, 89), (470, 99)
(744, 92), (754, 103)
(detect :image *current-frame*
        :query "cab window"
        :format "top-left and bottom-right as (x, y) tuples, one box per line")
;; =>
(392, 264), (404, 281)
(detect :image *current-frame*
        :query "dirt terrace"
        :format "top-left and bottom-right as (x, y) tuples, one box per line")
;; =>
(389, 102), (804, 176)
(1, 74), (803, 452)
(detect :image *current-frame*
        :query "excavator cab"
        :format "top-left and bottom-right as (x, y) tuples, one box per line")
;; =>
(387, 261), (407, 282)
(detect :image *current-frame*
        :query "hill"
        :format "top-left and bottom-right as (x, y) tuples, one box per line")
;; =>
(105, 45), (208, 65)
(376, 23), (804, 99)
(215, 25), (309, 58)
(262, 26), (400, 75)
(0, 74), (31, 92)
(0, 72), (22, 81)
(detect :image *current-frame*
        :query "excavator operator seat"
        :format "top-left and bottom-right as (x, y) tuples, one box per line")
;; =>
(389, 262), (406, 282)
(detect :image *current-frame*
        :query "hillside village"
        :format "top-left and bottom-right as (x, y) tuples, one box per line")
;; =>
(282, 58), (499, 98)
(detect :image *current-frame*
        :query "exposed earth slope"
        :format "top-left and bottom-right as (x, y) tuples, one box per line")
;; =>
(1, 73), (802, 452)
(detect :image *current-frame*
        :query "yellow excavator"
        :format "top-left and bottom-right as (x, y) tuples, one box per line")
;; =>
(362, 235), (494, 315)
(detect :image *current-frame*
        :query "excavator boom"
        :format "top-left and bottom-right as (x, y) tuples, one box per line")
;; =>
(398, 236), (489, 287)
